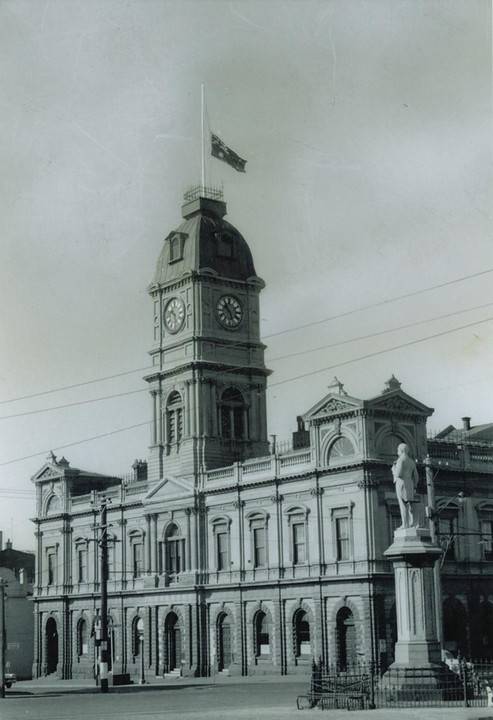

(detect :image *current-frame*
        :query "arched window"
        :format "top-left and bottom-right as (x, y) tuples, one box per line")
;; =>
(255, 611), (270, 656)
(132, 617), (144, 657)
(328, 436), (356, 463)
(336, 607), (357, 670)
(163, 523), (185, 576)
(219, 388), (247, 440)
(293, 609), (310, 657)
(166, 391), (183, 450)
(77, 618), (88, 656)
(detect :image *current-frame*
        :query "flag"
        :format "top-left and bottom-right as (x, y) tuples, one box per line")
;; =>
(211, 133), (247, 172)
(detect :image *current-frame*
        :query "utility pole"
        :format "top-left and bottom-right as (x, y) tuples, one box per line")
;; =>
(425, 455), (443, 647)
(99, 498), (109, 693)
(0, 579), (6, 698)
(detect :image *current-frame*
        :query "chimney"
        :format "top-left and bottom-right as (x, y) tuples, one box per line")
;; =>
(0, 531), (3, 552)
(6, 538), (12, 550)
(462, 417), (471, 431)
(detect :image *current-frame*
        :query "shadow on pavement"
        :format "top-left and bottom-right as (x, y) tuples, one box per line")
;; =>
(7, 683), (219, 699)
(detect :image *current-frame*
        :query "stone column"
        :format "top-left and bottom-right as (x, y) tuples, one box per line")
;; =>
(384, 527), (451, 696)
(146, 516), (152, 574)
(190, 508), (198, 572)
(151, 515), (158, 575)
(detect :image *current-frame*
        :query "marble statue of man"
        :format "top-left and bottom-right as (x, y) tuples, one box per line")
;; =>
(392, 443), (419, 529)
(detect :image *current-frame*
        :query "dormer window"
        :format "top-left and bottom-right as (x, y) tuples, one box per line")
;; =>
(216, 232), (234, 259)
(168, 234), (185, 263)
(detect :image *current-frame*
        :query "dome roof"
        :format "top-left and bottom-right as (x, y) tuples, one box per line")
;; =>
(150, 196), (261, 288)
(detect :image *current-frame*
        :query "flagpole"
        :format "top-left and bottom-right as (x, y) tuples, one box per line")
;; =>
(201, 83), (206, 190)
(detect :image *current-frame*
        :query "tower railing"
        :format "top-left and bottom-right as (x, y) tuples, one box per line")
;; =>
(183, 185), (224, 203)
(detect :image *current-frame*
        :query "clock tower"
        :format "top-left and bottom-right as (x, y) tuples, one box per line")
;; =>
(145, 187), (270, 482)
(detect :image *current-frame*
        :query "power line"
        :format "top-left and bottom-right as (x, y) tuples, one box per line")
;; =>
(0, 389), (147, 421)
(2, 302), (491, 422)
(263, 266), (493, 340)
(2, 267), (492, 407)
(267, 300), (493, 363)
(2, 316), (491, 468)
(0, 366), (153, 406)
(268, 315), (493, 389)
(0, 421), (151, 467)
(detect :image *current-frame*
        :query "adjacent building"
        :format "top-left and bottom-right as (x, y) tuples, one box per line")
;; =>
(0, 535), (35, 679)
(31, 188), (493, 680)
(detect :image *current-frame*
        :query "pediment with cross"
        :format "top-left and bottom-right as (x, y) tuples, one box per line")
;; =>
(303, 393), (363, 423)
(143, 475), (194, 505)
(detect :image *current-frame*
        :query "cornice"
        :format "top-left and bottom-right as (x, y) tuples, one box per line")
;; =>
(143, 360), (271, 383)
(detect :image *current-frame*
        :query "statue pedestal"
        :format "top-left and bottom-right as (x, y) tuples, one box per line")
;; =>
(383, 527), (455, 698)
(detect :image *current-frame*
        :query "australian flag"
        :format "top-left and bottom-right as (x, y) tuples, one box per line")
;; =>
(211, 133), (247, 172)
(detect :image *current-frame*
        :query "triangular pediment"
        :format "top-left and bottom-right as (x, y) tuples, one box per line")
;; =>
(367, 389), (433, 416)
(31, 463), (62, 483)
(303, 392), (363, 422)
(143, 475), (194, 504)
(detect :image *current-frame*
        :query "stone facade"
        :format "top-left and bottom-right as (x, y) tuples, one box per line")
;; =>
(31, 190), (493, 680)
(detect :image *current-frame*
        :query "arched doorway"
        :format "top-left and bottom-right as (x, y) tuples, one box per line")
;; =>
(293, 609), (311, 659)
(164, 612), (182, 672)
(336, 607), (357, 670)
(472, 602), (493, 657)
(46, 617), (58, 674)
(217, 613), (232, 671)
(443, 597), (467, 655)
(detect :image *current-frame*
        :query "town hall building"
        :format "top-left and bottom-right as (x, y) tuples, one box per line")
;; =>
(31, 188), (493, 680)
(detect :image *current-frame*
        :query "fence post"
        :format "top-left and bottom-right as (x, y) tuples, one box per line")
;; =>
(460, 656), (468, 708)
(368, 660), (376, 709)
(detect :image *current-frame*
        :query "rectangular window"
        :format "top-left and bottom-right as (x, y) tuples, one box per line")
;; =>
(217, 531), (228, 571)
(47, 553), (55, 585)
(253, 527), (266, 568)
(293, 522), (306, 565)
(77, 548), (87, 583)
(167, 540), (183, 575)
(439, 516), (457, 561)
(481, 520), (493, 560)
(336, 517), (350, 561)
(389, 512), (401, 543)
(132, 543), (143, 578)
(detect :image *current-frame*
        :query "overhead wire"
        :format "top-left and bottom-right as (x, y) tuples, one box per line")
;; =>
(2, 266), (492, 406)
(1, 301), (492, 421)
(1, 315), (492, 467)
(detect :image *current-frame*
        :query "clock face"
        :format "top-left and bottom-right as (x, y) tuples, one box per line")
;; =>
(163, 297), (185, 334)
(216, 295), (243, 329)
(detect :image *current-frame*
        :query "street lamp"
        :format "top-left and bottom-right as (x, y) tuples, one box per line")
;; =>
(137, 618), (145, 685)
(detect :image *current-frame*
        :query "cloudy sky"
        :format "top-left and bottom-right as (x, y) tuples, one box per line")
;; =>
(1, 0), (492, 550)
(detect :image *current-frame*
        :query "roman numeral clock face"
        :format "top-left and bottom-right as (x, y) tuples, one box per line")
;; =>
(163, 297), (185, 334)
(216, 295), (243, 329)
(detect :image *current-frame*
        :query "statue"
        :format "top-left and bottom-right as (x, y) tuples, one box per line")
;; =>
(392, 443), (419, 529)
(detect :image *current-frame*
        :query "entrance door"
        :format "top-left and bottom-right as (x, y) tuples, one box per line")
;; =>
(46, 617), (58, 674)
(165, 613), (181, 672)
(218, 614), (232, 671)
(336, 608), (357, 670)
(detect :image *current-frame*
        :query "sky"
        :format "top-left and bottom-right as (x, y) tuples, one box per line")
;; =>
(1, 0), (492, 550)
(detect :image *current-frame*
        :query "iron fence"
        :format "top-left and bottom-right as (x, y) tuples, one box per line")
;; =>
(297, 658), (493, 710)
